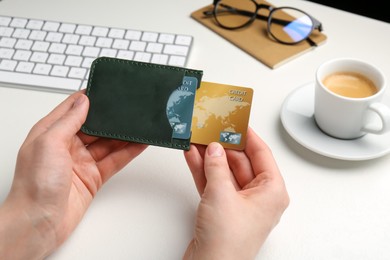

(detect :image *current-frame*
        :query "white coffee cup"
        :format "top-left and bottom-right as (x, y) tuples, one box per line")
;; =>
(314, 58), (390, 139)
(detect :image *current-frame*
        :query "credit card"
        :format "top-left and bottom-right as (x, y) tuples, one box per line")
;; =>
(166, 76), (198, 140)
(190, 81), (253, 150)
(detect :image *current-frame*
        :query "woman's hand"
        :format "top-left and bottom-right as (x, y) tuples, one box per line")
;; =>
(0, 91), (147, 259)
(183, 128), (289, 260)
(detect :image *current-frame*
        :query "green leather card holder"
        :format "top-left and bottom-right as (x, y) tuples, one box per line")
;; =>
(81, 57), (203, 150)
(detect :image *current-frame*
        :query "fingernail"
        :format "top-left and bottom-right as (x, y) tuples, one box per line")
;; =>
(73, 95), (86, 108)
(208, 142), (223, 157)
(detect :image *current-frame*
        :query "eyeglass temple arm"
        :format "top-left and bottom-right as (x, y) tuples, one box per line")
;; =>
(312, 17), (323, 31)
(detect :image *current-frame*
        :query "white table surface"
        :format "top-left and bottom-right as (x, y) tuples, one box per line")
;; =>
(1, 0), (389, 259)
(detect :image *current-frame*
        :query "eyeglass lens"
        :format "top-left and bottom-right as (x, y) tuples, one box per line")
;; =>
(268, 8), (314, 44)
(214, 0), (314, 44)
(214, 0), (257, 28)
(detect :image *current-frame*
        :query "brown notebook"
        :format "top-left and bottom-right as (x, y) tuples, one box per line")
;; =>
(191, 2), (327, 69)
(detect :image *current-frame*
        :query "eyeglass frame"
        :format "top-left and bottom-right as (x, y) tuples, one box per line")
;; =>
(203, 0), (323, 46)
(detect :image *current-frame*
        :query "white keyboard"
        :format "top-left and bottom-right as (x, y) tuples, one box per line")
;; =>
(0, 15), (193, 93)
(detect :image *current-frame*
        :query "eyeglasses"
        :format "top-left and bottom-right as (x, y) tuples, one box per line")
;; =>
(204, 0), (323, 46)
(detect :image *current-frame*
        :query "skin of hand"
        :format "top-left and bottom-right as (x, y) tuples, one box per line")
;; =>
(0, 91), (147, 260)
(183, 128), (289, 260)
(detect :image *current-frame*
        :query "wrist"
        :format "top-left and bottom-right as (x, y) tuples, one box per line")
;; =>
(0, 197), (56, 260)
(183, 239), (258, 260)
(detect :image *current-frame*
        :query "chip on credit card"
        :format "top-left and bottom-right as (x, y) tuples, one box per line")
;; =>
(190, 81), (253, 150)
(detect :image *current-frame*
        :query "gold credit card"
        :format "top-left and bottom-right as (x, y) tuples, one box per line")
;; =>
(190, 81), (253, 150)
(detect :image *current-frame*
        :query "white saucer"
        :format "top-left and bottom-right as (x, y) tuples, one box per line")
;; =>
(280, 82), (390, 160)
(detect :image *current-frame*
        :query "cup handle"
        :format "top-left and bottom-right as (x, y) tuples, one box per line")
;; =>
(362, 102), (390, 134)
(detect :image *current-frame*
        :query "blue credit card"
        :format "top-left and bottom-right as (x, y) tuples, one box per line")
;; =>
(166, 76), (198, 140)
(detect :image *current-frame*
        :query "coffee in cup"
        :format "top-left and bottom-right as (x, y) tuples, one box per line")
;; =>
(323, 72), (378, 98)
(314, 58), (390, 139)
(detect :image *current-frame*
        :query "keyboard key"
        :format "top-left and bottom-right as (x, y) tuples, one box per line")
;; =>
(13, 50), (32, 61)
(79, 35), (96, 46)
(64, 55), (83, 67)
(0, 37), (17, 48)
(163, 44), (189, 56)
(146, 42), (163, 53)
(0, 59), (17, 71)
(75, 25), (92, 35)
(92, 27), (109, 37)
(15, 39), (33, 50)
(43, 21), (60, 32)
(51, 65), (69, 77)
(151, 54), (169, 65)
(129, 41), (146, 51)
(117, 50), (134, 60)
(59, 23), (76, 34)
(0, 27), (14, 37)
(62, 34), (80, 44)
(134, 52), (151, 63)
(112, 39), (129, 50)
(100, 48), (117, 58)
(47, 54), (66, 65)
(142, 32), (158, 42)
(31, 41), (50, 52)
(48, 43), (67, 54)
(29, 30), (47, 41)
(12, 28), (30, 39)
(108, 28), (125, 39)
(46, 32), (63, 42)
(65, 45), (83, 56)
(26, 20), (44, 30)
(0, 48), (15, 59)
(96, 37), (113, 48)
(81, 57), (95, 68)
(69, 67), (86, 79)
(158, 34), (175, 44)
(0, 17), (11, 26)
(125, 30), (142, 40)
(10, 18), (28, 28)
(16, 61), (34, 73)
(30, 52), (49, 63)
(34, 63), (52, 75)
(83, 46), (100, 57)
(168, 56), (186, 67)
(175, 35), (192, 46)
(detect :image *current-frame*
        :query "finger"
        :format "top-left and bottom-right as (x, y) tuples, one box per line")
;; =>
(203, 142), (235, 193)
(25, 91), (87, 143)
(45, 93), (89, 144)
(77, 131), (100, 146)
(245, 128), (282, 181)
(184, 144), (207, 195)
(86, 138), (131, 162)
(226, 148), (255, 188)
(96, 142), (148, 184)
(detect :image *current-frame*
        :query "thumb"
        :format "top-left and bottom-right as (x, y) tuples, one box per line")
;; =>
(204, 142), (235, 191)
(48, 93), (89, 142)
